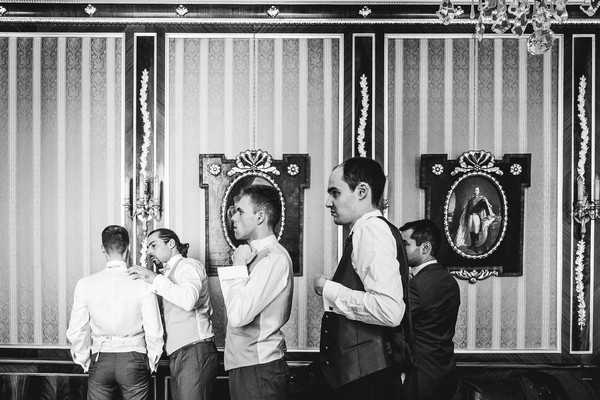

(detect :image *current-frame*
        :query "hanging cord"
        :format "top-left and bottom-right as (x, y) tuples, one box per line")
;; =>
(251, 33), (258, 149)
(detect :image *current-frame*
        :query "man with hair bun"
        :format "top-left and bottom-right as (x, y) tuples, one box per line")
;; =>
(218, 184), (293, 400)
(129, 228), (218, 400)
(67, 225), (164, 400)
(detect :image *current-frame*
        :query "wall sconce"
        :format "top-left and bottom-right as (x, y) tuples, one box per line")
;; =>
(573, 175), (600, 235)
(128, 177), (163, 235)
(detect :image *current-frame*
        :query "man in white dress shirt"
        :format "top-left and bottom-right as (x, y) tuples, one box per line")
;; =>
(128, 228), (218, 400)
(314, 157), (410, 400)
(66, 225), (164, 400)
(217, 184), (293, 400)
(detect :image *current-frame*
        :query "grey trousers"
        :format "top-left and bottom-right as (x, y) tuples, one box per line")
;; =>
(228, 358), (289, 400)
(169, 341), (219, 400)
(88, 352), (150, 400)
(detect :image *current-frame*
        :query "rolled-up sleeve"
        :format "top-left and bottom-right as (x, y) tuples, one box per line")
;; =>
(66, 281), (91, 372)
(322, 218), (405, 327)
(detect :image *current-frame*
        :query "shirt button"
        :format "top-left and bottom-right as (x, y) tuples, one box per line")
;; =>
(324, 329), (328, 334)
(324, 345), (328, 350)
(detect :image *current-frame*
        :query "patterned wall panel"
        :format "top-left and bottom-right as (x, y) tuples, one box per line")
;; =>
(0, 34), (124, 345)
(386, 35), (560, 352)
(165, 34), (342, 349)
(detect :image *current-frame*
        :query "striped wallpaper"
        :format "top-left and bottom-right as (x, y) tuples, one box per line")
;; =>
(386, 35), (561, 351)
(0, 34), (124, 345)
(165, 34), (343, 348)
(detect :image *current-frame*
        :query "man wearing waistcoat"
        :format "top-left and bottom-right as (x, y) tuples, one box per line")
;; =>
(399, 220), (460, 400)
(217, 184), (294, 400)
(314, 157), (411, 400)
(128, 228), (218, 400)
(67, 225), (164, 400)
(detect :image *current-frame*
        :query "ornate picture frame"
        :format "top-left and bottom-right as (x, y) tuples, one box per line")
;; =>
(420, 150), (531, 282)
(200, 149), (310, 276)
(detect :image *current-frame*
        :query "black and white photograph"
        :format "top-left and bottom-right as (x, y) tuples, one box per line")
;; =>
(0, 1), (597, 400)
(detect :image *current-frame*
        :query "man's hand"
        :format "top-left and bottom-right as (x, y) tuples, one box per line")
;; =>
(313, 275), (328, 296)
(128, 265), (158, 284)
(232, 244), (257, 266)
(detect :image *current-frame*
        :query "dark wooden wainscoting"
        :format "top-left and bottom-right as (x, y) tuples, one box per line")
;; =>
(1, 349), (599, 400)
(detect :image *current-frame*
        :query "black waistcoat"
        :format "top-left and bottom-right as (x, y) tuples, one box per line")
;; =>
(319, 217), (412, 389)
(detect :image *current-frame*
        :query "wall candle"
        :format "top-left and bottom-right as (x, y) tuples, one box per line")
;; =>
(577, 176), (585, 202)
(595, 175), (600, 202)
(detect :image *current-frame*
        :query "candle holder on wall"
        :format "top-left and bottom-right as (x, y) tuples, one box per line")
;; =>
(573, 175), (600, 236)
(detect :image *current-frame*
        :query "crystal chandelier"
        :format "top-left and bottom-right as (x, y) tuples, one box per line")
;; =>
(437, 0), (599, 55)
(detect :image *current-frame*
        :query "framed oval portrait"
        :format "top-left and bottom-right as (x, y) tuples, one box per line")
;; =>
(220, 171), (286, 249)
(443, 172), (508, 259)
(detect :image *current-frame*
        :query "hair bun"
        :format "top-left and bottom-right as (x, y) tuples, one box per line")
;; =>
(180, 243), (190, 257)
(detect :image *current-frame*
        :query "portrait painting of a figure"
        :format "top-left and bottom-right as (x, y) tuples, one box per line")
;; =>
(445, 174), (507, 258)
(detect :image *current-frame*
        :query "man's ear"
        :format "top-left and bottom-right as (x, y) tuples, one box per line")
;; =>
(421, 241), (432, 256)
(167, 238), (176, 250)
(356, 182), (370, 201)
(256, 209), (266, 225)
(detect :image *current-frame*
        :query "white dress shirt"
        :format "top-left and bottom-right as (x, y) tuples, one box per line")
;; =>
(66, 260), (164, 373)
(150, 254), (214, 355)
(218, 235), (293, 371)
(322, 210), (405, 327)
(410, 259), (438, 277)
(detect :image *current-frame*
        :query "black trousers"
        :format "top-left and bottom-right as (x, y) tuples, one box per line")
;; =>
(228, 358), (289, 400)
(88, 352), (150, 400)
(169, 341), (219, 400)
(332, 368), (403, 400)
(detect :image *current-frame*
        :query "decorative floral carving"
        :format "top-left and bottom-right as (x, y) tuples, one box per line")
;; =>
(267, 6), (280, 17)
(138, 69), (151, 191)
(359, 6), (372, 17)
(175, 4), (188, 16)
(356, 73), (369, 158)
(208, 163), (222, 176)
(451, 150), (503, 176)
(227, 149), (280, 177)
(510, 163), (522, 175)
(84, 4), (96, 17)
(0, 6), (7, 17)
(574, 239), (587, 328)
(577, 75), (589, 180)
(451, 268), (499, 283)
(287, 164), (299, 176)
(432, 164), (444, 175)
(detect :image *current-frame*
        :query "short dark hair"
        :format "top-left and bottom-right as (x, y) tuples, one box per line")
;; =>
(239, 184), (282, 231)
(147, 228), (189, 257)
(399, 219), (442, 257)
(338, 157), (386, 206)
(101, 225), (129, 254)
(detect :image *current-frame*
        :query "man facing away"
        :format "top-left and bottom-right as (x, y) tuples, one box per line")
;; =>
(217, 184), (294, 400)
(67, 225), (164, 400)
(128, 228), (219, 400)
(399, 219), (460, 400)
(314, 157), (411, 400)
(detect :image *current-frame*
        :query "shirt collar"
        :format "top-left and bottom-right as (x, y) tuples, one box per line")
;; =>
(350, 209), (383, 234)
(165, 253), (183, 272)
(106, 260), (127, 271)
(410, 259), (438, 276)
(249, 234), (277, 252)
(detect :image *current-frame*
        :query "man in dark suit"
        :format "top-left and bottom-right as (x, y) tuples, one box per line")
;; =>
(399, 219), (460, 400)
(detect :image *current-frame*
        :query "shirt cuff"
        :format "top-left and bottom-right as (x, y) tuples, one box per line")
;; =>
(217, 265), (248, 281)
(151, 274), (167, 294)
(322, 280), (343, 312)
